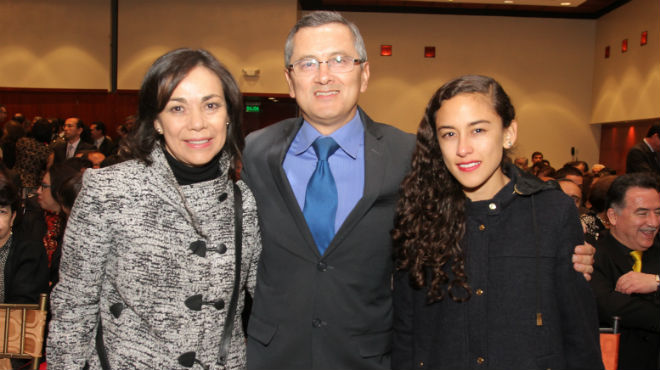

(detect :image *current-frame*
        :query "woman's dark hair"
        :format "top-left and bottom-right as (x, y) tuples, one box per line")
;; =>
(587, 175), (617, 213)
(2, 120), (26, 143)
(56, 171), (83, 212)
(392, 75), (515, 303)
(30, 118), (53, 144)
(48, 162), (82, 209)
(122, 48), (244, 181)
(0, 168), (19, 213)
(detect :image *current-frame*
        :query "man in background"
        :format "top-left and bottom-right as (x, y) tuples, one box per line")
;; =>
(626, 124), (660, 176)
(590, 173), (660, 370)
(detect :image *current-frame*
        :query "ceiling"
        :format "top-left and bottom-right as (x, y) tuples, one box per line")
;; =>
(298, 0), (630, 19)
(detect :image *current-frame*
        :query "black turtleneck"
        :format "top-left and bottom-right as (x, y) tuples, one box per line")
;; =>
(163, 147), (222, 185)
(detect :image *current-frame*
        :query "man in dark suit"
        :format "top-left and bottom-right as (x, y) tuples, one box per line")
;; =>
(243, 11), (597, 370)
(590, 173), (660, 370)
(51, 117), (95, 164)
(90, 121), (116, 157)
(626, 124), (660, 175)
(243, 12), (414, 369)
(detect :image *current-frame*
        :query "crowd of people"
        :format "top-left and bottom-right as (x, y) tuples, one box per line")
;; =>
(0, 9), (657, 370)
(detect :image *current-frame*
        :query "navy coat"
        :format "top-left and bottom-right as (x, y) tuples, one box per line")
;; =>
(393, 164), (603, 370)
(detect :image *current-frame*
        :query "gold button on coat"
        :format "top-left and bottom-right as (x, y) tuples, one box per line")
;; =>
(479, 224), (485, 231)
(477, 357), (485, 364)
(476, 288), (484, 295)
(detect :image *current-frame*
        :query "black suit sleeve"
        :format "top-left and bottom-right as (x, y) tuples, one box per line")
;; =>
(5, 238), (50, 304)
(590, 248), (660, 332)
(626, 146), (655, 174)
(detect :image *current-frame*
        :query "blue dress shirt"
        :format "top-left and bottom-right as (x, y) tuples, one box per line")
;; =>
(283, 113), (365, 233)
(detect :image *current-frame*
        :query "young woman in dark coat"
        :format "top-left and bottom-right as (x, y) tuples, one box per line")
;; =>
(392, 75), (603, 370)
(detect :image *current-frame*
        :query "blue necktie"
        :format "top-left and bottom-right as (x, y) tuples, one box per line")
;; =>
(303, 137), (340, 255)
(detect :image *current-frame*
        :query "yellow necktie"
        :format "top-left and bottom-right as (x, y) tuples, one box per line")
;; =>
(630, 251), (643, 272)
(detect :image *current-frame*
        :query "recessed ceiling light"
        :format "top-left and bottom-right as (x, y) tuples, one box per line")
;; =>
(560, 2), (571, 5)
(504, 0), (514, 4)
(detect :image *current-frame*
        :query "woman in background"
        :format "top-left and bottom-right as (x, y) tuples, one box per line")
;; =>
(0, 170), (48, 304)
(48, 48), (261, 370)
(392, 75), (603, 370)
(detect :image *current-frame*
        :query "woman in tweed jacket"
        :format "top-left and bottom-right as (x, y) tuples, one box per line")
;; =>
(47, 49), (261, 370)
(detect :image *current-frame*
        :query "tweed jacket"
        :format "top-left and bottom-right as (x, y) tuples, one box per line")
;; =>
(47, 145), (261, 370)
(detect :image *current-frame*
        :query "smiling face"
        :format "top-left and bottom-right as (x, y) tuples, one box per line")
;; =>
(436, 93), (517, 201)
(285, 22), (370, 135)
(154, 66), (228, 167)
(608, 186), (660, 252)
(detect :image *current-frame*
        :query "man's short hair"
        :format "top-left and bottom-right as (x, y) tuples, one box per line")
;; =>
(554, 165), (583, 181)
(71, 117), (85, 130)
(646, 124), (660, 138)
(532, 151), (543, 158)
(91, 121), (106, 135)
(284, 11), (368, 67)
(606, 173), (660, 210)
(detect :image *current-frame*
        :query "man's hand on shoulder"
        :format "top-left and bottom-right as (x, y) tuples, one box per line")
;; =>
(572, 242), (595, 281)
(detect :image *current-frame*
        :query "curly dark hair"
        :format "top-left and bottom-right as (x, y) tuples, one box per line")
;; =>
(393, 75), (516, 304)
(121, 48), (244, 181)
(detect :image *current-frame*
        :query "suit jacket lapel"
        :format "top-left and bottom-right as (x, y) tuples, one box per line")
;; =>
(327, 109), (387, 254)
(267, 118), (322, 256)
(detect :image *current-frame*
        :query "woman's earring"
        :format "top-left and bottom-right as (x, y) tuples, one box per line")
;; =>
(155, 127), (163, 134)
(226, 121), (230, 126)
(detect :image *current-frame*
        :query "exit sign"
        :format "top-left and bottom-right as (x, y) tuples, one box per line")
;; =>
(245, 105), (261, 113)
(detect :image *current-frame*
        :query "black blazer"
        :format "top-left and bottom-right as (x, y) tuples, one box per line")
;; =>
(243, 108), (415, 370)
(4, 231), (49, 304)
(626, 141), (660, 175)
(591, 233), (660, 370)
(97, 136), (117, 157)
(51, 140), (96, 164)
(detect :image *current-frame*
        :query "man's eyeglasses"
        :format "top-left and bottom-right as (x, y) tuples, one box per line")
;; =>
(288, 55), (364, 74)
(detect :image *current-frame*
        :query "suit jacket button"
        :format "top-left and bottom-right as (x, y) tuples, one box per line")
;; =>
(218, 243), (227, 254)
(214, 299), (225, 310)
(317, 261), (328, 271)
(312, 318), (324, 328)
(477, 357), (485, 365)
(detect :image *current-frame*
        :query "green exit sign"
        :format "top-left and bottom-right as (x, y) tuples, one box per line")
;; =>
(245, 105), (261, 113)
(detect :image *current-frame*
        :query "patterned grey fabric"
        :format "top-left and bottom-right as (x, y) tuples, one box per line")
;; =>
(47, 145), (261, 370)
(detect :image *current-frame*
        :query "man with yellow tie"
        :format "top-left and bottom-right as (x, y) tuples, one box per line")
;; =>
(591, 173), (660, 370)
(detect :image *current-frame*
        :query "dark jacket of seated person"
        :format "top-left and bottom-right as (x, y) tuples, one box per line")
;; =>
(3, 229), (49, 303)
(0, 175), (49, 304)
(590, 173), (660, 370)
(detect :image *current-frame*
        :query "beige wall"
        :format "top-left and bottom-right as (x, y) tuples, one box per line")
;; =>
(591, 0), (660, 123)
(0, 0), (110, 89)
(117, 0), (296, 93)
(348, 12), (598, 167)
(1, 0), (656, 167)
